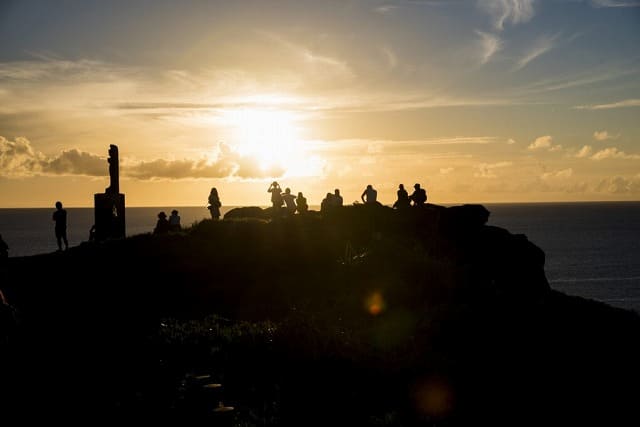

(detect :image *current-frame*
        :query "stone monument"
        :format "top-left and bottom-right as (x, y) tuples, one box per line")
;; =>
(94, 144), (126, 240)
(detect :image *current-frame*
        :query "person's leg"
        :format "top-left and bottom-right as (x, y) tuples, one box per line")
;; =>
(56, 230), (62, 251)
(62, 230), (69, 250)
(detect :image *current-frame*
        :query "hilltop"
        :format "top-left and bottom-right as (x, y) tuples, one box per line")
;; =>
(1, 203), (639, 425)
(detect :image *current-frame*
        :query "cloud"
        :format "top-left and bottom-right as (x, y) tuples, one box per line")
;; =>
(590, 0), (640, 7)
(474, 161), (512, 178)
(440, 167), (454, 174)
(576, 145), (593, 158)
(575, 99), (640, 110)
(0, 136), (285, 180)
(595, 175), (640, 194)
(476, 31), (503, 65)
(514, 34), (558, 70)
(42, 149), (107, 176)
(0, 136), (45, 177)
(507, 138), (516, 144)
(375, 5), (398, 13)
(478, 0), (536, 31)
(527, 135), (556, 151)
(541, 168), (573, 180)
(593, 130), (618, 141)
(591, 147), (640, 160)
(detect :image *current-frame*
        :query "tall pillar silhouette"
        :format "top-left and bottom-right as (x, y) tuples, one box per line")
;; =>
(94, 145), (126, 241)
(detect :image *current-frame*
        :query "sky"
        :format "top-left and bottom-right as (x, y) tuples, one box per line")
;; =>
(0, 0), (639, 207)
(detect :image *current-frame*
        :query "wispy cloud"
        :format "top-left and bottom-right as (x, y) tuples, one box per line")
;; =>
(375, 4), (398, 13)
(541, 168), (573, 180)
(590, 0), (640, 8)
(591, 147), (640, 160)
(593, 130), (618, 141)
(575, 99), (640, 110)
(476, 31), (503, 65)
(478, 0), (536, 31)
(514, 34), (558, 70)
(474, 161), (512, 178)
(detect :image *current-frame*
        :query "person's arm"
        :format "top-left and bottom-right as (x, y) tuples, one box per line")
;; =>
(361, 191), (366, 203)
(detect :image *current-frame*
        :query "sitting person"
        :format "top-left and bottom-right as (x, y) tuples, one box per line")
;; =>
(321, 193), (334, 213)
(169, 210), (181, 231)
(153, 211), (170, 234)
(393, 184), (410, 209)
(361, 184), (378, 204)
(296, 192), (308, 214)
(410, 183), (427, 207)
(281, 188), (297, 215)
(333, 189), (343, 207)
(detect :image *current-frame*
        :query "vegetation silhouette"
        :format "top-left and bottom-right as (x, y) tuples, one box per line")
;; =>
(1, 203), (639, 425)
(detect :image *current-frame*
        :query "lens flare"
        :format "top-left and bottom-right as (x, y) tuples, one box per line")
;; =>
(365, 291), (385, 316)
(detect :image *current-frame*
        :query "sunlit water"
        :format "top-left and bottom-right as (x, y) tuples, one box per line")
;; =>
(1, 202), (639, 312)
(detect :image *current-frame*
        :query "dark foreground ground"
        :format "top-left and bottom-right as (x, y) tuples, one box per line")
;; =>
(1, 204), (639, 425)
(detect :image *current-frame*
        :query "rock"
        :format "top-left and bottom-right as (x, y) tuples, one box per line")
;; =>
(223, 206), (268, 220)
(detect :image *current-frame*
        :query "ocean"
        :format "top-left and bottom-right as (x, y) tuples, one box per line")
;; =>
(1, 202), (639, 313)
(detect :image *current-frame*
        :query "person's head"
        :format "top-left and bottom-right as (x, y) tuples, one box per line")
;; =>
(210, 187), (218, 195)
(158, 211), (167, 219)
(399, 184), (405, 190)
(334, 189), (340, 195)
(285, 187), (291, 194)
(55, 201), (62, 209)
(171, 210), (178, 215)
(366, 185), (372, 190)
(298, 192), (303, 198)
(414, 183), (421, 189)
(272, 181), (279, 186)
(326, 192), (332, 198)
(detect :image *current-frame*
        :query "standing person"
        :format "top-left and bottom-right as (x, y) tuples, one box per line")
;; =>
(281, 188), (297, 215)
(333, 189), (343, 207)
(52, 201), (69, 251)
(410, 183), (427, 207)
(393, 184), (410, 209)
(268, 181), (283, 210)
(208, 188), (222, 220)
(360, 185), (378, 205)
(296, 192), (308, 214)
(321, 193), (334, 213)
(169, 210), (181, 231)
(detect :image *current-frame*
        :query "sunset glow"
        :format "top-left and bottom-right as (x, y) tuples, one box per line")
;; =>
(0, 1), (638, 207)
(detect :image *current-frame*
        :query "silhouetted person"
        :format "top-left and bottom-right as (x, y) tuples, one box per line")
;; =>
(169, 210), (181, 231)
(208, 188), (222, 220)
(0, 234), (8, 261)
(282, 188), (297, 215)
(154, 211), (169, 234)
(52, 201), (69, 251)
(410, 183), (427, 207)
(361, 185), (378, 204)
(268, 181), (283, 209)
(393, 184), (410, 209)
(88, 225), (96, 242)
(0, 289), (19, 345)
(321, 193), (334, 213)
(296, 192), (308, 214)
(333, 189), (343, 207)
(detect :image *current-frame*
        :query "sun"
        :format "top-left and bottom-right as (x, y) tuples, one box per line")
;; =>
(226, 108), (304, 173)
